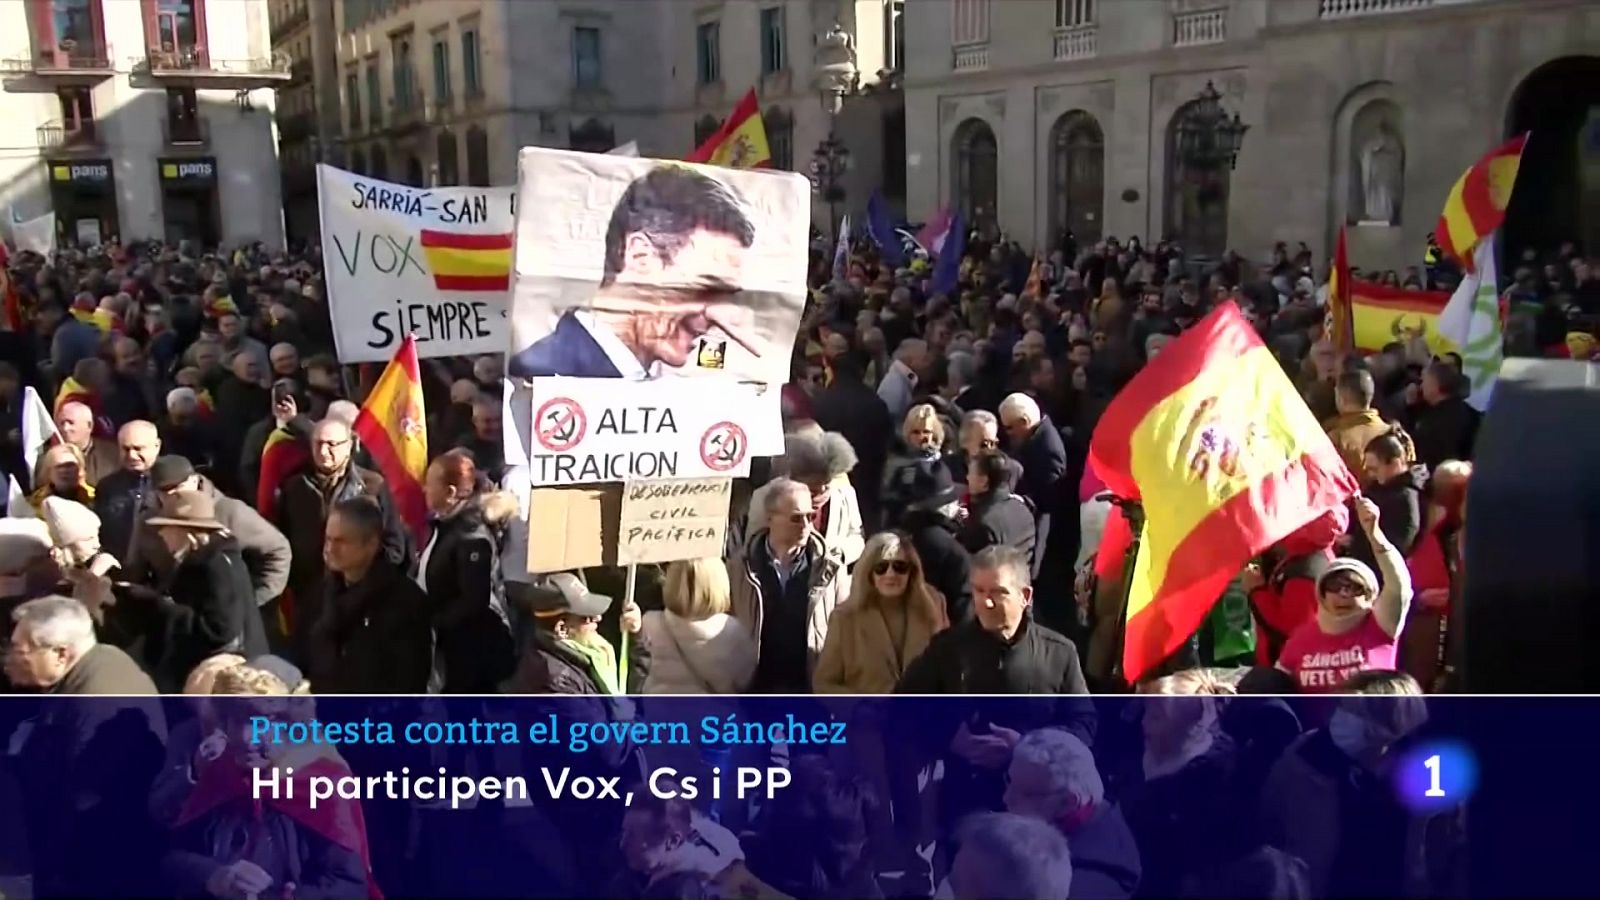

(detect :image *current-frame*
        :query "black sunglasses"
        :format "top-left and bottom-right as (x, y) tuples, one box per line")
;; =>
(873, 560), (912, 576)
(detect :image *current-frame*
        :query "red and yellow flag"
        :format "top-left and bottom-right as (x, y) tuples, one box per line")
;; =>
(1021, 254), (1044, 302)
(1435, 133), (1527, 271)
(353, 334), (429, 544)
(54, 376), (114, 438)
(419, 229), (512, 292)
(256, 426), (310, 522)
(1088, 303), (1359, 683)
(1326, 226), (1354, 355)
(685, 88), (771, 169)
(1350, 280), (1456, 356)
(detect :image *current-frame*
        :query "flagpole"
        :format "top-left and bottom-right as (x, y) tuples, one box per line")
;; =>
(618, 562), (636, 692)
(1107, 495), (1144, 690)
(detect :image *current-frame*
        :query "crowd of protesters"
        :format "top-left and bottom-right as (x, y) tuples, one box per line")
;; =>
(0, 224), (1593, 898)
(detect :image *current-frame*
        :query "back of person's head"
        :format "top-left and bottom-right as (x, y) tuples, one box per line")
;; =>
(1339, 668), (1422, 696)
(1235, 666), (1299, 694)
(183, 653), (246, 695)
(1182, 845), (1312, 900)
(662, 557), (731, 622)
(1142, 668), (1238, 696)
(971, 449), (1017, 492)
(1364, 426), (1416, 466)
(1335, 369), (1376, 411)
(953, 812), (1073, 900)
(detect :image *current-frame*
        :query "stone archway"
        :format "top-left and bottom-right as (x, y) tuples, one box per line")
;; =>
(1164, 98), (1230, 258)
(1503, 56), (1600, 263)
(951, 117), (998, 239)
(1048, 110), (1104, 246)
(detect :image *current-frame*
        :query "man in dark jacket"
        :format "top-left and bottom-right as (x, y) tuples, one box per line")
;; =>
(93, 419), (163, 565)
(892, 459), (973, 625)
(1000, 391), (1076, 635)
(309, 496), (433, 693)
(812, 354), (893, 529)
(211, 351), (271, 496)
(274, 417), (412, 663)
(1411, 361), (1480, 469)
(959, 450), (1037, 566)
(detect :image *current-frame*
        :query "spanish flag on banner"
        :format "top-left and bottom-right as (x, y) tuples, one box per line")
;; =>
(1434, 133), (1527, 271)
(685, 88), (771, 169)
(419, 229), (512, 292)
(256, 426), (309, 521)
(353, 334), (429, 544)
(1326, 226), (1354, 355)
(1350, 280), (1456, 355)
(1088, 303), (1359, 683)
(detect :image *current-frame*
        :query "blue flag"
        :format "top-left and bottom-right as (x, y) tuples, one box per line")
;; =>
(867, 191), (905, 267)
(930, 213), (965, 297)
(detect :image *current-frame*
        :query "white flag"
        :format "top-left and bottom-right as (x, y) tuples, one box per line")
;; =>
(20, 386), (60, 474)
(1437, 234), (1502, 412)
(607, 141), (639, 157)
(9, 209), (55, 256)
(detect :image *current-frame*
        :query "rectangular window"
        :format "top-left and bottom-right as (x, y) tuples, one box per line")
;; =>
(365, 62), (381, 126)
(431, 35), (451, 102)
(345, 70), (360, 129)
(392, 35), (415, 109)
(951, 0), (989, 44)
(56, 86), (93, 139)
(572, 26), (602, 89)
(1055, 0), (1093, 28)
(460, 26), (481, 97)
(695, 20), (720, 85)
(758, 7), (783, 76)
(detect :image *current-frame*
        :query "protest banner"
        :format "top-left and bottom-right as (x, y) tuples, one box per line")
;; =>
(616, 477), (730, 565)
(316, 164), (515, 363)
(526, 376), (754, 486)
(9, 209), (55, 255)
(506, 147), (808, 387)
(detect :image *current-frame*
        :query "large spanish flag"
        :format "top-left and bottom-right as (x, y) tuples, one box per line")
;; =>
(685, 88), (772, 169)
(1089, 303), (1359, 682)
(419, 229), (512, 292)
(1326, 226), (1354, 354)
(1435, 134), (1527, 271)
(1350, 280), (1456, 356)
(353, 334), (429, 544)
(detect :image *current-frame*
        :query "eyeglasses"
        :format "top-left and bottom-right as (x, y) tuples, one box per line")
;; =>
(784, 512), (812, 525)
(1324, 577), (1368, 597)
(873, 560), (911, 576)
(313, 438), (352, 450)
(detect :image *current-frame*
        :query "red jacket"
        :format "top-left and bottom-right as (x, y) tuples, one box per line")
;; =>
(1249, 506), (1347, 666)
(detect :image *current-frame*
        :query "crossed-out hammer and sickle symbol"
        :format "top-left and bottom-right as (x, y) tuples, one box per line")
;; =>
(545, 408), (578, 445)
(710, 430), (742, 464)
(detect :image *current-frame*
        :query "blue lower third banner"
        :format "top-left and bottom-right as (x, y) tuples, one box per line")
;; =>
(0, 696), (1580, 898)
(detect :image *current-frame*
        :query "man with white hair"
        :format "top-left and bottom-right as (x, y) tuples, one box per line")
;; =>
(157, 387), (218, 471)
(998, 391), (1071, 593)
(950, 812), (1074, 900)
(53, 400), (119, 486)
(1005, 729), (1141, 900)
(5, 595), (155, 693)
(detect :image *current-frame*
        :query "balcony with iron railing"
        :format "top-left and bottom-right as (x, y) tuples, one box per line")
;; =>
(1052, 25), (1097, 62)
(1320, 0), (1435, 18)
(2, 38), (115, 82)
(134, 47), (292, 88)
(37, 119), (102, 151)
(163, 115), (211, 147)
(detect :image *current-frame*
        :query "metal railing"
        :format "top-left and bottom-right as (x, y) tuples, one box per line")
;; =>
(1052, 25), (1097, 61)
(1320, 0), (1433, 18)
(3, 48), (113, 74)
(137, 48), (292, 78)
(37, 120), (100, 150)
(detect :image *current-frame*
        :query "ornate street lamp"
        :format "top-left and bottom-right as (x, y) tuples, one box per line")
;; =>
(811, 22), (859, 240)
(1175, 81), (1249, 170)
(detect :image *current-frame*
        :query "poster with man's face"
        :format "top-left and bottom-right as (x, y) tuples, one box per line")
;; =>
(507, 147), (808, 386)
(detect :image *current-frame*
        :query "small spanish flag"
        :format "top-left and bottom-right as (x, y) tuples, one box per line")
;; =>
(1435, 133), (1527, 271)
(1021, 254), (1044, 301)
(353, 334), (429, 544)
(256, 426), (309, 522)
(1326, 226), (1354, 355)
(418, 230), (512, 292)
(1089, 302), (1359, 683)
(685, 88), (771, 170)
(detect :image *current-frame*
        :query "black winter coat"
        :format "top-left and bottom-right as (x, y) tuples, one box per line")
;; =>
(1412, 397), (1479, 470)
(151, 536), (268, 691)
(1351, 464), (1427, 577)
(310, 557), (434, 694)
(899, 509), (973, 625)
(420, 492), (518, 692)
(959, 487), (1037, 565)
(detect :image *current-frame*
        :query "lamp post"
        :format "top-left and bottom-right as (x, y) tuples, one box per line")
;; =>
(1175, 80), (1249, 171)
(811, 22), (858, 242)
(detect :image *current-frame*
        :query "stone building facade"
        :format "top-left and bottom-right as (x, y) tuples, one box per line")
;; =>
(903, 0), (1600, 269)
(0, 0), (288, 249)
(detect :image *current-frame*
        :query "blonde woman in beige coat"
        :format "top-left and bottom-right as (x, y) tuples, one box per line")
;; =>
(813, 531), (949, 694)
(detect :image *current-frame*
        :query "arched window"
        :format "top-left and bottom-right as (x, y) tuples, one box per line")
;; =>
(465, 125), (489, 186)
(349, 148), (367, 176)
(1048, 111), (1104, 246)
(694, 114), (720, 148)
(570, 118), (615, 153)
(406, 154), (424, 187)
(1164, 98), (1231, 258)
(952, 118), (997, 238)
(370, 145), (388, 180)
(764, 106), (793, 170)
(436, 130), (459, 185)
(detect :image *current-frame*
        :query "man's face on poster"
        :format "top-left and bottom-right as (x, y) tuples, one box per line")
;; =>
(615, 226), (749, 368)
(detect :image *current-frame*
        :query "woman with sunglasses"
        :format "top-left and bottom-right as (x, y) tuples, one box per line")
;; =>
(1276, 496), (1413, 693)
(813, 532), (949, 694)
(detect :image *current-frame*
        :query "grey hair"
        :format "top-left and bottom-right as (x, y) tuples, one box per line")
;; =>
(947, 351), (977, 387)
(894, 338), (927, 363)
(786, 432), (859, 482)
(762, 477), (811, 515)
(12, 595), (96, 655)
(954, 812), (1073, 900)
(962, 409), (998, 434)
(166, 387), (199, 414)
(1012, 728), (1105, 815)
(972, 545), (1030, 589)
(998, 392), (1041, 426)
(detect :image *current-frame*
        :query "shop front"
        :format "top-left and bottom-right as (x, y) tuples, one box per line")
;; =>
(157, 156), (220, 246)
(46, 158), (118, 247)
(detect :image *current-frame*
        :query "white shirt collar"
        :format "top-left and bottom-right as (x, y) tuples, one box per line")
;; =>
(573, 310), (654, 380)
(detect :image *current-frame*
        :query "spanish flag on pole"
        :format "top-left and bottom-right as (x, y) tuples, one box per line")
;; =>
(1434, 133), (1527, 271)
(256, 427), (309, 521)
(353, 334), (429, 545)
(685, 88), (771, 169)
(1326, 226), (1355, 355)
(1088, 303), (1359, 682)
(1349, 280), (1457, 356)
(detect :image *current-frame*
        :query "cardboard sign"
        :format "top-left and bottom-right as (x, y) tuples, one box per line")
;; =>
(317, 163), (516, 362)
(616, 478), (730, 565)
(526, 377), (754, 486)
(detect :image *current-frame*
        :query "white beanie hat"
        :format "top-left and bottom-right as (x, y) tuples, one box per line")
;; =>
(41, 496), (102, 548)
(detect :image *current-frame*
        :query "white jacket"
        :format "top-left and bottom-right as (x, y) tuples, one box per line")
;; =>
(745, 474), (865, 567)
(640, 610), (758, 694)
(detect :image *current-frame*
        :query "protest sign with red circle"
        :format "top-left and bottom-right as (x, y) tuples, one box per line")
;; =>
(699, 421), (748, 472)
(534, 397), (587, 452)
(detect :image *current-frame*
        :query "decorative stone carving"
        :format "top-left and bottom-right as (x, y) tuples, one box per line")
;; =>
(1359, 119), (1404, 224)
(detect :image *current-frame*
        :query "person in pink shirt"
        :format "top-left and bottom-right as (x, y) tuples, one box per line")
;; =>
(1276, 497), (1413, 693)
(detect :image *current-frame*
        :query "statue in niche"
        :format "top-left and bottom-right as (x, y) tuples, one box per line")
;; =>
(1359, 120), (1404, 224)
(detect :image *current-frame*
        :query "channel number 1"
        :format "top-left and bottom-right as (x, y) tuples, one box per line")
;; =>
(1424, 754), (1446, 797)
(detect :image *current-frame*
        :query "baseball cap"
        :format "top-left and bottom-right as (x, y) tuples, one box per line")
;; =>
(150, 455), (197, 491)
(530, 573), (613, 619)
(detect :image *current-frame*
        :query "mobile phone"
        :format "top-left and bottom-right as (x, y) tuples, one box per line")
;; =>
(271, 382), (294, 406)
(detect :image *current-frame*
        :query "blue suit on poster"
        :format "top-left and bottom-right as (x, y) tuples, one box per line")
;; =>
(508, 310), (623, 378)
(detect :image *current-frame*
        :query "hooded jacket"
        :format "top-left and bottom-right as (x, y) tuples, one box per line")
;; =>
(419, 490), (518, 693)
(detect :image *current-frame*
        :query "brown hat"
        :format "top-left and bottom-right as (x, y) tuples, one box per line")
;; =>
(145, 489), (227, 531)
